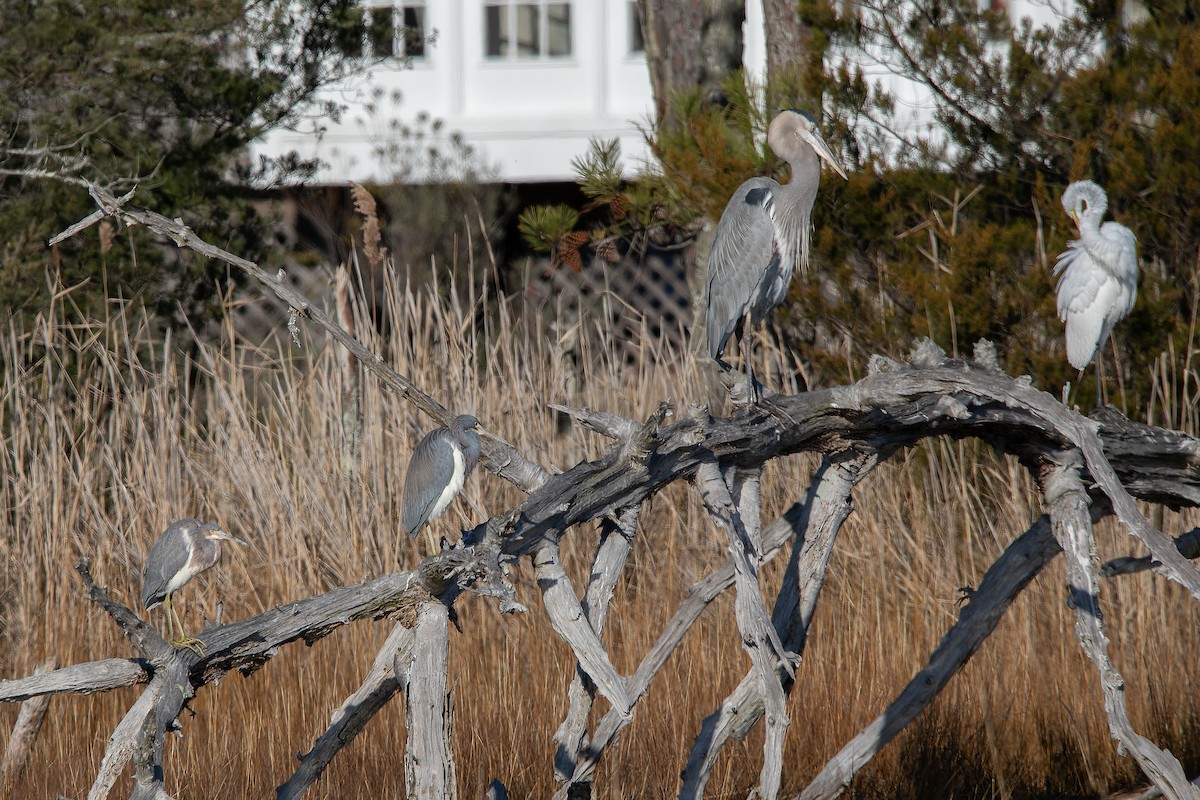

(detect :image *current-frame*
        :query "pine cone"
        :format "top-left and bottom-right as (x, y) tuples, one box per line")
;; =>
(561, 231), (590, 249)
(609, 194), (628, 221)
(561, 247), (584, 272)
(596, 239), (621, 264)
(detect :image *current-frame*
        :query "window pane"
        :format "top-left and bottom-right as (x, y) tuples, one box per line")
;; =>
(337, 6), (367, 58)
(628, 2), (643, 53)
(402, 5), (425, 57)
(367, 7), (395, 57)
(547, 3), (570, 56)
(516, 3), (539, 56)
(485, 5), (507, 57)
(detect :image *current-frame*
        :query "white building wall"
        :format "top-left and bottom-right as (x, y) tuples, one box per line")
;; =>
(251, 0), (1072, 185)
(254, 0), (659, 183)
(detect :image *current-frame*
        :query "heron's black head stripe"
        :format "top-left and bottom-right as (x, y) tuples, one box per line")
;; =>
(777, 108), (818, 124)
(744, 187), (773, 208)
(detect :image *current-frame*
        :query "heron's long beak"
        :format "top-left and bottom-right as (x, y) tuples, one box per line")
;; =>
(801, 129), (848, 180)
(477, 427), (515, 449)
(212, 530), (248, 546)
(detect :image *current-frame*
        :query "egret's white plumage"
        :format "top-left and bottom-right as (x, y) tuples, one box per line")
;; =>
(1053, 180), (1138, 371)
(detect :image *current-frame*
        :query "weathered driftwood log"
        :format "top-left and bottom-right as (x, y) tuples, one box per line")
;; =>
(5, 185), (1198, 800)
(680, 451), (878, 799)
(552, 504), (639, 795)
(275, 622), (415, 799)
(402, 601), (458, 800)
(1042, 456), (1198, 800)
(4, 355), (1195, 800)
(1, 656), (58, 789)
(797, 514), (1067, 800)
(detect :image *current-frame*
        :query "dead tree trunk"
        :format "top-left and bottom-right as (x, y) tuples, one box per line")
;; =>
(403, 601), (457, 800)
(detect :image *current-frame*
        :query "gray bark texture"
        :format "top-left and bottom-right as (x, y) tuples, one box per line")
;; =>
(8, 186), (1200, 800)
(762, 0), (813, 101)
(0, 656), (58, 789)
(402, 601), (458, 800)
(700, 0), (745, 106)
(637, 0), (703, 131)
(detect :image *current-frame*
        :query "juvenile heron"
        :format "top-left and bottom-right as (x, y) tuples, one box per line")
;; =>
(1053, 179), (1138, 406)
(401, 415), (491, 539)
(706, 109), (847, 397)
(141, 519), (246, 651)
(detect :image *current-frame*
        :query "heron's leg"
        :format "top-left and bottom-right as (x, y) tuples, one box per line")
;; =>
(1095, 352), (1106, 409)
(739, 321), (759, 403)
(161, 594), (176, 642)
(167, 595), (207, 655)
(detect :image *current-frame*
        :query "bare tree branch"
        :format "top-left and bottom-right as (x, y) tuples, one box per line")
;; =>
(13, 185), (1200, 800)
(1042, 455), (1200, 800)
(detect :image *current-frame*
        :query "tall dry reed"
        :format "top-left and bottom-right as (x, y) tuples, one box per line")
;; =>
(2, 265), (1199, 800)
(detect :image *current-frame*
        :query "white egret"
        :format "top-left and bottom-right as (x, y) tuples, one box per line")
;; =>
(1053, 179), (1138, 406)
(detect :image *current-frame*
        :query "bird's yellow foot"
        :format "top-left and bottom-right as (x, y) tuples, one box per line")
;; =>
(170, 635), (207, 655)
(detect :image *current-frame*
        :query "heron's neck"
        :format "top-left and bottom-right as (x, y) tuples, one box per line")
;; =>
(1079, 208), (1105, 234)
(777, 147), (822, 270)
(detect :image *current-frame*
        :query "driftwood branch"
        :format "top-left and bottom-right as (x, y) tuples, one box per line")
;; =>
(1103, 528), (1200, 577)
(694, 456), (793, 799)
(553, 504), (639, 791)
(402, 601), (458, 800)
(0, 658), (144, 703)
(64, 183), (547, 496)
(276, 622), (415, 799)
(681, 450), (877, 799)
(797, 514), (1062, 800)
(1041, 456), (1200, 800)
(533, 541), (632, 716)
(1, 656), (58, 789)
(15, 186), (1200, 800)
(12, 346), (1200, 799)
(552, 498), (819, 798)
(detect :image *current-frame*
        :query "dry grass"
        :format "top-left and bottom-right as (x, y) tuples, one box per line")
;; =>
(2, 271), (1200, 800)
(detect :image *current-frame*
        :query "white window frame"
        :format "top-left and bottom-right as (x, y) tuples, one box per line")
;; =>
(483, 0), (573, 61)
(627, 1), (644, 55)
(358, 1), (428, 61)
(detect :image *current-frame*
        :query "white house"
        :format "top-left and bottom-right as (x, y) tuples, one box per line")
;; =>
(253, 0), (661, 183)
(250, 0), (1071, 185)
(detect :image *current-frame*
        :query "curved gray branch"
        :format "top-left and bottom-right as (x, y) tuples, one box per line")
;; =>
(681, 450), (876, 799)
(797, 515), (1063, 800)
(1041, 456), (1200, 800)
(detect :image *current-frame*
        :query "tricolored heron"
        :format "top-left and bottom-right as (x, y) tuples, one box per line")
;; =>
(141, 519), (245, 652)
(401, 415), (496, 543)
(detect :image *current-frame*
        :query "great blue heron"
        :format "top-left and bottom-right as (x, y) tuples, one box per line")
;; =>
(706, 109), (847, 397)
(1053, 179), (1138, 406)
(141, 519), (246, 652)
(401, 415), (491, 540)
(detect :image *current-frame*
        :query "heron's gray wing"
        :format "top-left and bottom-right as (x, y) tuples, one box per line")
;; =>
(401, 429), (456, 535)
(141, 524), (192, 609)
(706, 177), (779, 359)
